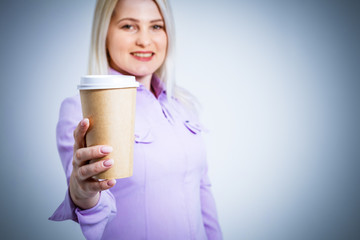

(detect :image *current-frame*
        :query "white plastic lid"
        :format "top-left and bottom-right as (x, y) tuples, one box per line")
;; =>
(78, 75), (139, 90)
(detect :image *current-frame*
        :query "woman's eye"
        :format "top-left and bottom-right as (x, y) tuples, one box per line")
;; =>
(122, 24), (134, 30)
(153, 25), (164, 30)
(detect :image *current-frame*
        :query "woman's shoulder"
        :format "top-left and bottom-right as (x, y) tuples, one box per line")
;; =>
(60, 94), (81, 107)
(58, 94), (82, 121)
(170, 92), (199, 122)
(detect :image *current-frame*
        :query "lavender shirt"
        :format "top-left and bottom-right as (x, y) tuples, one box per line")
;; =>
(49, 70), (222, 240)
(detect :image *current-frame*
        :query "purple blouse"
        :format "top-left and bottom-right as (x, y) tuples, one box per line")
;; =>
(49, 70), (222, 240)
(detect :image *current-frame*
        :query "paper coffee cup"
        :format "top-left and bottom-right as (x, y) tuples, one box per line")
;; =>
(78, 75), (139, 179)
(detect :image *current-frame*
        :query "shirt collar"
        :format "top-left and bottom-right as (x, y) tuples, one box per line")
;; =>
(109, 68), (166, 97)
(151, 74), (166, 98)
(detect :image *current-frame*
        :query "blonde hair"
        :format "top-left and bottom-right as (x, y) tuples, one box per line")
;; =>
(88, 0), (198, 113)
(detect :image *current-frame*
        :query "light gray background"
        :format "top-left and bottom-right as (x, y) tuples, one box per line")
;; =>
(0, 0), (359, 239)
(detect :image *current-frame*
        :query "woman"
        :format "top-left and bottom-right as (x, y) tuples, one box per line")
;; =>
(50, 0), (222, 239)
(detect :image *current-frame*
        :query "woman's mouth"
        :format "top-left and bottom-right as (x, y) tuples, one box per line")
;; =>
(131, 51), (154, 61)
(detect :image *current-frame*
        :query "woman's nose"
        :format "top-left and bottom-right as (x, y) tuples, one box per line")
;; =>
(135, 30), (151, 47)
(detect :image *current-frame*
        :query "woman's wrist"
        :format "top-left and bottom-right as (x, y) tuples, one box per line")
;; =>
(75, 195), (100, 210)
(69, 174), (100, 210)
(70, 188), (100, 210)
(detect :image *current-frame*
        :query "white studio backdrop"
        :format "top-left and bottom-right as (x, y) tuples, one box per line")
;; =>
(0, 0), (359, 239)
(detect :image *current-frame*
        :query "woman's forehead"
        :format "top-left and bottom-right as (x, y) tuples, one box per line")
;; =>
(113, 0), (163, 21)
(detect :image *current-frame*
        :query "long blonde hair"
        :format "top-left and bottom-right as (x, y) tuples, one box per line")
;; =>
(88, 0), (198, 113)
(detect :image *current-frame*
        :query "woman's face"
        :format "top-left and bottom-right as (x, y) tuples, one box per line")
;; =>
(107, 0), (168, 78)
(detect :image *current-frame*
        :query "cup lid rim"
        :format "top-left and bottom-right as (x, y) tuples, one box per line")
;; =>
(78, 75), (139, 90)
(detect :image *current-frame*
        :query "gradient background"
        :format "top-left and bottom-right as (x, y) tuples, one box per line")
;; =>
(0, 0), (359, 239)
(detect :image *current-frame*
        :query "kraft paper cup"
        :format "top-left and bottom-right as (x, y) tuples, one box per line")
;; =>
(78, 75), (139, 180)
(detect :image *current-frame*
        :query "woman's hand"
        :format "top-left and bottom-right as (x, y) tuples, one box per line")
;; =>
(69, 118), (116, 210)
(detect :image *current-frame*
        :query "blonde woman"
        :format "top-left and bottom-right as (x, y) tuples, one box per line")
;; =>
(50, 0), (222, 239)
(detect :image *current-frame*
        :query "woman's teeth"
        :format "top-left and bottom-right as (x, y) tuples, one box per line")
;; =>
(132, 53), (153, 57)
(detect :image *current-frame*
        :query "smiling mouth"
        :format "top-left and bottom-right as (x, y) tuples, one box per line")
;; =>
(131, 52), (155, 61)
(131, 52), (154, 57)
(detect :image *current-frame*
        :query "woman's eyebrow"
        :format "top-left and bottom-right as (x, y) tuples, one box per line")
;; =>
(117, 17), (138, 24)
(117, 18), (163, 24)
(150, 19), (163, 23)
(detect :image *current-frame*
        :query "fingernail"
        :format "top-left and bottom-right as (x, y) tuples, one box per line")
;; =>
(101, 146), (113, 154)
(103, 159), (114, 167)
(107, 179), (116, 186)
(81, 118), (89, 127)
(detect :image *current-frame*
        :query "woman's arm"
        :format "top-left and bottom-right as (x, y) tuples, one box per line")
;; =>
(200, 162), (223, 240)
(49, 96), (117, 240)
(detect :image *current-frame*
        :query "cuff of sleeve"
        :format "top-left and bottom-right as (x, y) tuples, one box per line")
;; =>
(48, 188), (79, 222)
(75, 190), (117, 225)
(76, 191), (117, 240)
(49, 189), (117, 224)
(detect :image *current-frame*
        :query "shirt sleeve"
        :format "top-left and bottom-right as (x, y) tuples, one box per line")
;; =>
(49, 96), (117, 240)
(175, 98), (223, 240)
(200, 162), (223, 240)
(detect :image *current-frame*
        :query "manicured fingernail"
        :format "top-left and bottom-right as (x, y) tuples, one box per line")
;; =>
(103, 159), (114, 167)
(101, 146), (113, 154)
(81, 118), (89, 127)
(107, 179), (116, 186)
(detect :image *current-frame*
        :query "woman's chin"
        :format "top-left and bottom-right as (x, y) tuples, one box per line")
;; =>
(130, 69), (157, 78)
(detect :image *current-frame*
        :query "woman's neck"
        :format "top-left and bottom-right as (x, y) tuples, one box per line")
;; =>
(136, 74), (152, 92)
